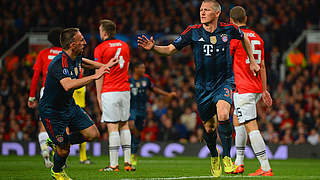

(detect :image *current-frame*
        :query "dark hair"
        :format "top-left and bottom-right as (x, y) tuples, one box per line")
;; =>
(133, 61), (144, 69)
(230, 6), (246, 24)
(99, 19), (116, 38)
(47, 27), (63, 47)
(60, 28), (79, 50)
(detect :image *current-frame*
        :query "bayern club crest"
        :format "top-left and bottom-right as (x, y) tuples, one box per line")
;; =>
(221, 34), (228, 42)
(56, 135), (64, 143)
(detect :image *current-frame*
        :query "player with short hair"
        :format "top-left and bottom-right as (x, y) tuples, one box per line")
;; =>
(39, 28), (118, 179)
(129, 61), (176, 170)
(95, 19), (133, 172)
(138, 0), (260, 177)
(230, 6), (273, 176)
(28, 27), (63, 168)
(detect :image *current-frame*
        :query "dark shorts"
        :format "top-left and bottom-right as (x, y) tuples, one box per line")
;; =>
(40, 106), (94, 147)
(195, 83), (233, 122)
(129, 110), (146, 131)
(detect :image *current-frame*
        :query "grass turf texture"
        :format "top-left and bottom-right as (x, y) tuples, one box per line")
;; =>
(0, 156), (319, 180)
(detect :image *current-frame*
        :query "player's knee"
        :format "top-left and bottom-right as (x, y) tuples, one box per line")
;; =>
(217, 110), (229, 121)
(57, 147), (70, 157)
(83, 130), (100, 141)
(204, 124), (215, 134)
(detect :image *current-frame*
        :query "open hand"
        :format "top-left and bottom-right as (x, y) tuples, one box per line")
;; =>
(137, 35), (155, 51)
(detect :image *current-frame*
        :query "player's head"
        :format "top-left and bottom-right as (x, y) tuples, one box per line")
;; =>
(133, 61), (145, 76)
(230, 6), (247, 25)
(48, 27), (63, 47)
(60, 28), (87, 55)
(200, 0), (221, 24)
(99, 19), (116, 41)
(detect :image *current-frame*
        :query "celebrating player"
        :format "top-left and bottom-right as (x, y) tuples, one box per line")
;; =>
(138, 0), (259, 177)
(28, 28), (63, 168)
(94, 20), (133, 172)
(230, 6), (273, 176)
(39, 28), (118, 179)
(129, 61), (176, 170)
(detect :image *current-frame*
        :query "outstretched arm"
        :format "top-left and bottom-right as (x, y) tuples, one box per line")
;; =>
(152, 87), (176, 98)
(137, 35), (178, 56)
(241, 34), (260, 76)
(82, 57), (119, 70)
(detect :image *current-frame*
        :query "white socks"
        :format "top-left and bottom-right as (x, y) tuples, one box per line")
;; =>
(249, 130), (271, 171)
(109, 131), (120, 167)
(38, 132), (49, 157)
(120, 129), (131, 164)
(234, 125), (247, 166)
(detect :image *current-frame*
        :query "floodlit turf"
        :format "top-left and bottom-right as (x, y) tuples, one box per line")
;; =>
(0, 156), (319, 180)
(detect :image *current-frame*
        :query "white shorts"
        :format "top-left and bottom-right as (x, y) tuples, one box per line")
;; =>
(233, 92), (262, 124)
(101, 91), (130, 123)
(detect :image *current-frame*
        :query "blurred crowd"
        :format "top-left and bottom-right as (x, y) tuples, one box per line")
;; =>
(0, 0), (319, 145)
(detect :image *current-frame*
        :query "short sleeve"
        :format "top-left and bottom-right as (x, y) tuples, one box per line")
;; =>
(230, 25), (244, 40)
(94, 46), (101, 62)
(172, 25), (193, 51)
(49, 60), (71, 81)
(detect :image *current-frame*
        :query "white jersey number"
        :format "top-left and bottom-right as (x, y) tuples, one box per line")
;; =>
(115, 48), (125, 69)
(246, 40), (261, 64)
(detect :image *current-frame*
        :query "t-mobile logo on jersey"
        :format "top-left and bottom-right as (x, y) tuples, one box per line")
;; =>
(203, 44), (214, 56)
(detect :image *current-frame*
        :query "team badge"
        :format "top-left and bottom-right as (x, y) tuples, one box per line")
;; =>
(221, 34), (228, 42)
(56, 135), (64, 143)
(142, 80), (147, 87)
(136, 82), (140, 88)
(63, 68), (69, 76)
(210, 36), (217, 44)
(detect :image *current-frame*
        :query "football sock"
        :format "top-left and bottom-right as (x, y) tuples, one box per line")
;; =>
(131, 134), (141, 154)
(249, 130), (271, 171)
(69, 131), (86, 144)
(38, 132), (49, 157)
(202, 128), (218, 157)
(79, 142), (87, 162)
(109, 131), (120, 167)
(53, 152), (67, 173)
(120, 129), (131, 164)
(235, 125), (247, 166)
(218, 120), (233, 157)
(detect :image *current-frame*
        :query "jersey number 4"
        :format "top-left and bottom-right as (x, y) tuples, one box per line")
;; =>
(115, 48), (125, 69)
(245, 40), (261, 64)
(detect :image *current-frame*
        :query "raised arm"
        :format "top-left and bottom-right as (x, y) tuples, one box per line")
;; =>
(137, 35), (178, 56)
(82, 57), (119, 70)
(60, 65), (108, 92)
(241, 34), (260, 76)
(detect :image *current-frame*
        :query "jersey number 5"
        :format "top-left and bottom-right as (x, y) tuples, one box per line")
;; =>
(246, 40), (261, 64)
(115, 48), (125, 69)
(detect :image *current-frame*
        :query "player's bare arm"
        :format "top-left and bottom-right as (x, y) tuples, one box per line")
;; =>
(137, 35), (178, 56)
(82, 57), (118, 70)
(152, 87), (177, 98)
(60, 65), (109, 91)
(260, 60), (272, 107)
(28, 69), (42, 108)
(95, 75), (103, 111)
(241, 34), (260, 76)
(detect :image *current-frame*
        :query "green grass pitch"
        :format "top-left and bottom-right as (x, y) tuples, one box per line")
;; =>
(0, 156), (319, 180)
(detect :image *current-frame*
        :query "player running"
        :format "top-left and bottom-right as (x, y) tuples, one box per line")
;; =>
(229, 6), (273, 176)
(39, 28), (118, 180)
(138, 0), (259, 177)
(94, 20), (132, 172)
(129, 61), (176, 170)
(28, 28), (62, 168)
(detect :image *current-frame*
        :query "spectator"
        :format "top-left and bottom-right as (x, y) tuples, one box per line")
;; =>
(307, 128), (319, 145)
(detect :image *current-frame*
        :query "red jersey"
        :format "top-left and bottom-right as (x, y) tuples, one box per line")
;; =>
(29, 47), (62, 97)
(94, 39), (130, 93)
(230, 26), (264, 94)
